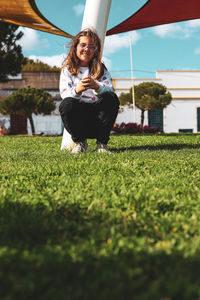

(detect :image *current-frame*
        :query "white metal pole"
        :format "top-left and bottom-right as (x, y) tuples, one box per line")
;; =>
(81, 0), (112, 51)
(129, 36), (136, 123)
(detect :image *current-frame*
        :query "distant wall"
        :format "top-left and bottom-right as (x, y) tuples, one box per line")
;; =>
(0, 71), (61, 98)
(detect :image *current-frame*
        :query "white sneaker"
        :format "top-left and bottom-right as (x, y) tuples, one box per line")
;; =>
(72, 141), (88, 154)
(97, 143), (111, 153)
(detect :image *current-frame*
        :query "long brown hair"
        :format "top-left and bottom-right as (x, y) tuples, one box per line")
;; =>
(62, 28), (104, 79)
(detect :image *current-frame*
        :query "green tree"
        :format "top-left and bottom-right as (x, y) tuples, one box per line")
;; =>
(119, 82), (172, 125)
(22, 58), (60, 72)
(118, 91), (132, 106)
(135, 82), (172, 125)
(0, 86), (56, 134)
(0, 21), (25, 82)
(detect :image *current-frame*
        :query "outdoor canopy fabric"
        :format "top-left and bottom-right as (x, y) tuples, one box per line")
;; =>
(1, 0), (200, 39)
(107, 0), (200, 36)
(0, 0), (73, 38)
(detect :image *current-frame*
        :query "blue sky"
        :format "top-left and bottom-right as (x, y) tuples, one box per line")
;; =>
(18, 0), (200, 79)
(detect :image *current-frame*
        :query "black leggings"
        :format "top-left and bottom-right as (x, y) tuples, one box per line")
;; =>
(59, 92), (119, 144)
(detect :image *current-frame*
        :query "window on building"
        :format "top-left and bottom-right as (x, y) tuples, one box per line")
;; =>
(179, 129), (193, 133)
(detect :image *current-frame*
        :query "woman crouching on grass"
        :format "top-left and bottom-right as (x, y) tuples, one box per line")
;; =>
(59, 28), (120, 154)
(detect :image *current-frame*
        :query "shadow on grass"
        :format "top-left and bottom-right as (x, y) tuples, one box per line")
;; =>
(111, 143), (200, 153)
(0, 201), (200, 300)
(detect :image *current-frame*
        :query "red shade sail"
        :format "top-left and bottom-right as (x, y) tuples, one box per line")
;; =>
(107, 0), (200, 36)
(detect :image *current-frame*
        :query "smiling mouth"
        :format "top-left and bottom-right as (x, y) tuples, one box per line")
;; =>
(82, 53), (90, 57)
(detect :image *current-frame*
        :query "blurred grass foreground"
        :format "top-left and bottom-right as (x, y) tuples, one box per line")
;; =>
(0, 134), (200, 300)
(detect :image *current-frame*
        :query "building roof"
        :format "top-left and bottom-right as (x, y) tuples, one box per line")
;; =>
(0, 0), (73, 38)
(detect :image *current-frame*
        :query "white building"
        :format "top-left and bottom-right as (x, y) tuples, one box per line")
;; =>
(114, 70), (200, 133)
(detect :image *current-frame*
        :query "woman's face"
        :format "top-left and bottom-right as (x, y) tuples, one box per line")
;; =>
(76, 36), (96, 67)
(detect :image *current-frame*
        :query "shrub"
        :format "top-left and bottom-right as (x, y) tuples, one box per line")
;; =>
(113, 122), (161, 134)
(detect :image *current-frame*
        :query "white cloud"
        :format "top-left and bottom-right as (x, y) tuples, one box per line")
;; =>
(153, 20), (200, 39)
(28, 54), (66, 68)
(103, 31), (140, 56)
(153, 24), (183, 38)
(17, 27), (48, 51)
(73, 3), (85, 16)
(102, 56), (112, 71)
(194, 48), (200, 55)
(187, 19), (200, 28)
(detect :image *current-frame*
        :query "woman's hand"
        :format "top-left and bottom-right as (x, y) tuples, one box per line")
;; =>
(75, 76), (99, 94)
(81, 76), (99, 90)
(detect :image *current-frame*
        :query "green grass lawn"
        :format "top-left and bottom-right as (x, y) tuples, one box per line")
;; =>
(1, 134), (200, 300)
